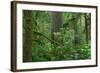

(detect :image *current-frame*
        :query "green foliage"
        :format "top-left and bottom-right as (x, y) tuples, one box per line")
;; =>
(79, 43), (91, 59)
(23, 10), (91, 62)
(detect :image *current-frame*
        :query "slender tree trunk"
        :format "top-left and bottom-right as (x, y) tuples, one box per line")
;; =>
(80, 14), (82, 40)
(88, 14), (91, 41)
(72, 14), (78, 48)
(23, 10), (33, 62)
(85, 13), (89, 44)
(85, 13), (91, 44)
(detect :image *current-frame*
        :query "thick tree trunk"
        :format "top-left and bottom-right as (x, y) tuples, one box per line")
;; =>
(72, 14), (80, 59)
(51, 12), (63, 48)
(23, 10), (33, 62)
(51, 12), (63, 32)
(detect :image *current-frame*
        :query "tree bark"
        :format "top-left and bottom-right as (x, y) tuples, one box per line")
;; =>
(85, 14), (88, 44)
(51, 12), (63, 48)
(72, 14), (80, 59)
(72, 14), (78, 48)
(85, 13), (91, 44)
(51, 12), (63, 32)
(87, 14), (91, 41)
(23, 10), (33, 62)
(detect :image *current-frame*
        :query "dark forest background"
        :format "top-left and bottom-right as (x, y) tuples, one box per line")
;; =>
(23, 10), (91, 62)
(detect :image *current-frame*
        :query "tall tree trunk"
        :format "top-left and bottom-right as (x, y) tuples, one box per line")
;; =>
(51, 12), (63, 32)
(85, 13), (91, 44)
(72, 14), (78, 48)
(80, 14), (82, 42)
(87, 14), (91, 41)
(72, 14), (80, 59)
(23, 10), (33, 62)
(51, 12), (63, 48)
(50, 11), (63, 60)
(85, 13), (89, 44)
